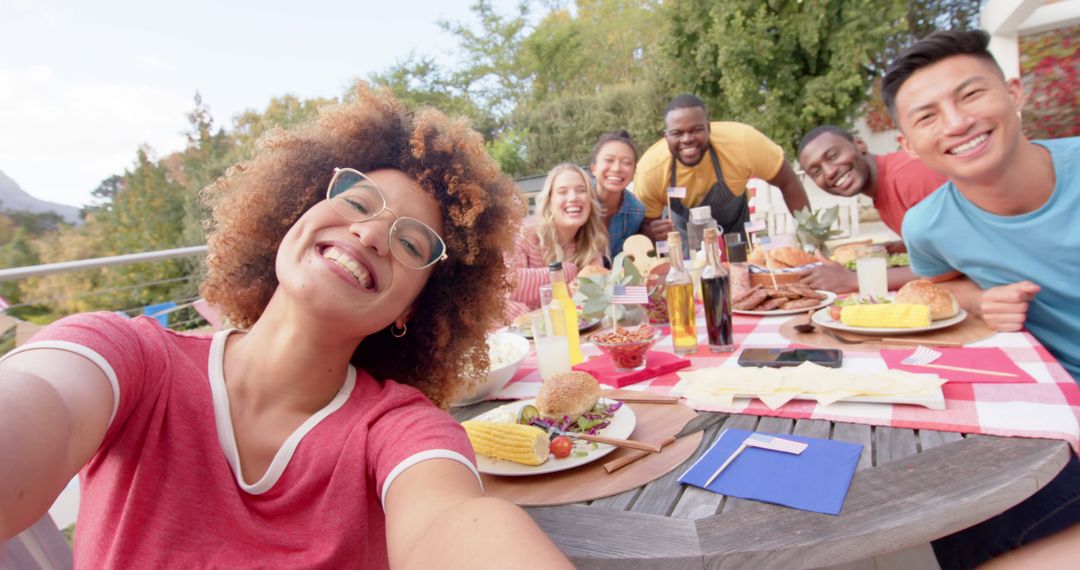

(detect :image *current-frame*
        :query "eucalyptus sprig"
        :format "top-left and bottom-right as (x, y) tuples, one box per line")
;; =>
(573, 252), (643, 321)
(793, 205), (842, 255)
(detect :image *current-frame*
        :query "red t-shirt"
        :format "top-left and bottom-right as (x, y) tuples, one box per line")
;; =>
(872, 152), (948, 237)
(10, 313), (478, 568)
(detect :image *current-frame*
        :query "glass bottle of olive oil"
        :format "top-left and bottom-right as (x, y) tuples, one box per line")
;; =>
(664, 232), (698, 355)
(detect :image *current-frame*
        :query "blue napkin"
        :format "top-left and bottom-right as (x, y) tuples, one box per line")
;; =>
(678, 429), (862, 515)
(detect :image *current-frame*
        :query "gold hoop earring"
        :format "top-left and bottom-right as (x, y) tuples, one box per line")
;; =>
(391, 322), (407, 338)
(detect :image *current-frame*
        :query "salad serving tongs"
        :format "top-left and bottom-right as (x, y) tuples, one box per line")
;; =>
(546, 427), (663, 453)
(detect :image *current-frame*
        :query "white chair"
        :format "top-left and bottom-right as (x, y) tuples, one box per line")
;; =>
(748, 175), (860, 239)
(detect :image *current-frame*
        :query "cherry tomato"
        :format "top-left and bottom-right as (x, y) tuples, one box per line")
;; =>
(549, 436), (573, 459)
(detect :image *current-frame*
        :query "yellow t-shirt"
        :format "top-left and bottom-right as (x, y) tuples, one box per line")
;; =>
(632, 121), (786, 218)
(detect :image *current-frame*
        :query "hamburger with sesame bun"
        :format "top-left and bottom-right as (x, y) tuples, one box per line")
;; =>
(535, 371), (601, 421)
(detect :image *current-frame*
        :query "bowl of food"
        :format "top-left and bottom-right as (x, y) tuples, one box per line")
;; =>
(452, 331), (530, 406)
(590, 325), (662, 372)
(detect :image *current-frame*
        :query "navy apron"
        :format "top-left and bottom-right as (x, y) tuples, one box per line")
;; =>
(668, 143), (750, 256)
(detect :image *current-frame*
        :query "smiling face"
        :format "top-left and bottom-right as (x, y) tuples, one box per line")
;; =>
(590, 140), (636, 198)
(895, 54), (1024, 185)
(547, 169), (592, 233)
(664, 106), (710, 167)
(799, 132), (872, 198)
(275, 168), (443, 335)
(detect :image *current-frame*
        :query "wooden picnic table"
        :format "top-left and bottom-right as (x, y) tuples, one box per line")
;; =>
(451, 403), (1070, 569)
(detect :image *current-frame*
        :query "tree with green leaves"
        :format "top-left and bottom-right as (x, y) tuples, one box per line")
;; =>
(0, 228), (39, 303)
(368, 55), (497, 138)
(231, 94), (337, 158)
(660, 0), (908, 157)
(512, 81), (666, 173)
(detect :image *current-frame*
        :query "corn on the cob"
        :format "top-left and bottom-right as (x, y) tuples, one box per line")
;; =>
(462, 420), (550, 466)
(840, 303), (931, 328)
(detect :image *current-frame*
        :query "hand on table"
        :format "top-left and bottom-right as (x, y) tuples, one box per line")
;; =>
(799, 257), (857, 294)
(980, 281), (1040, 332)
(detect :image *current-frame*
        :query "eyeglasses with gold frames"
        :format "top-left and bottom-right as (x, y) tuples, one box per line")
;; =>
(326, 168), (448, 270)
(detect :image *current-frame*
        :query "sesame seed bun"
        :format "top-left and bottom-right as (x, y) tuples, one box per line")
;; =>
(535, 371), (600, 420)
(768, 246), (818, 268)
(576, 265), (610, 279)
(895, 279), (959, 320)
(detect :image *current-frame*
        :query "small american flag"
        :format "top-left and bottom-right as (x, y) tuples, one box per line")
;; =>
(744, 219), (766, 233)
(667, 186), (687, 198)
(745, 433), (808, 454)
(760, 233), (796, 252)
(612, 285), (648, 304)
(705, 432), (808, 487)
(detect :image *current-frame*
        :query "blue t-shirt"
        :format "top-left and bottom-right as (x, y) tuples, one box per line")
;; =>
(902, 137), (1080, 381)
(607, 190), (646, 259)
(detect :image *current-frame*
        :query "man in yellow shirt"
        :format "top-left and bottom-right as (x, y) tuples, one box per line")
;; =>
(633, 94), (809, 247)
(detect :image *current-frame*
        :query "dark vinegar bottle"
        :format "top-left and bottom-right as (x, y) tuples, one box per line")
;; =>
(701, 227), (733, 352)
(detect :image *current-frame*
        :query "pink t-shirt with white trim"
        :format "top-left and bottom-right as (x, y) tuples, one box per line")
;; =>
(10, 312), (478, 569)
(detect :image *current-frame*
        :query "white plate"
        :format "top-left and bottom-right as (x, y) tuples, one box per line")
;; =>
(511, 316), (602, 339)
(811, 307), (968, 335)
(733, 290), (837, 316)
(470, 398), (636, 476)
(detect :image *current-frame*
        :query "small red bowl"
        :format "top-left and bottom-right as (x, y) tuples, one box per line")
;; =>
(591, 327), (662, 372)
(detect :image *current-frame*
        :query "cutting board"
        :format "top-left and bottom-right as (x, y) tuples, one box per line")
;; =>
(778, 312), (997, 351)
(480, 402), (702, 506)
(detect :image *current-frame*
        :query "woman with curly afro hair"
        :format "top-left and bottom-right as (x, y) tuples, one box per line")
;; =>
(0, 85), (571, 568)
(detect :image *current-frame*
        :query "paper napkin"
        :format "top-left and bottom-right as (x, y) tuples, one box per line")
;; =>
(573, 350), (691, 388)
(679, 428), (862, 515)
(880, 347), (1035, 383)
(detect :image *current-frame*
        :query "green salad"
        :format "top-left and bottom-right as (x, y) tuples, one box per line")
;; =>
(843, 253), (909, 271)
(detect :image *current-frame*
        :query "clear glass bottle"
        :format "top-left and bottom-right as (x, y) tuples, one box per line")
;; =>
(664, 232), (698, 355)
(548, 262), (584, 365)
(700, 227), (733, 352)
(687, 205), (717, 255)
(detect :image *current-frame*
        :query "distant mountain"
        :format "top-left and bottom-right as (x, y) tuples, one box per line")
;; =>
(0, 170), (81, 224)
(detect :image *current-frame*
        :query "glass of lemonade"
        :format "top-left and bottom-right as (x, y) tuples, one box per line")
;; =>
(855, 245), (889, 298)
(532, 307), (571, 380)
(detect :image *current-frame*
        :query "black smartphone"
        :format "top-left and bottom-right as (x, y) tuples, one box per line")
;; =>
(737, 348), (843, 368)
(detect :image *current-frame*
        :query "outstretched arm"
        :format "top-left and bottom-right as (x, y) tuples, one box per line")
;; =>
(768, 161), (810, 214)
(0, 349), (112, 540)
(385, 459), (571, 569)
(932, 273), (1040, 332)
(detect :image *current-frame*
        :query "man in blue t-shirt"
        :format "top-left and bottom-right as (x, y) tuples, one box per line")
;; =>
(884, 30), (1079, 382)
(883, 29), (1080, 570)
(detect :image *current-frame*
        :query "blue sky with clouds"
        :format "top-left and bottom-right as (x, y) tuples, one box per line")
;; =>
(0, 0), (520, 208)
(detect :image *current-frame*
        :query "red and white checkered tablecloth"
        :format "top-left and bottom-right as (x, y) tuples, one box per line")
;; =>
(494, 311), (1080, 453)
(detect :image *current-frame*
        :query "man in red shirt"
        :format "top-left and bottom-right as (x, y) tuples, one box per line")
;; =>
(796, 125), (948, 293)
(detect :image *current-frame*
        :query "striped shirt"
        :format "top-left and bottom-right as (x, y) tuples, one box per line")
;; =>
(506, 223), (602, 322)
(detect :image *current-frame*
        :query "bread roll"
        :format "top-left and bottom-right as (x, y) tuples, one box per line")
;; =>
(535, 371), (601, 420)
(748, 248), (767, 266)
(770, 246), (818, 268)
(831, 240), (873, 265)
(577, 265), (610, 280)
(895, 279), (959, 320)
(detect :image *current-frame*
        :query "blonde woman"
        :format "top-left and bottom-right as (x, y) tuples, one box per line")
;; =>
(507, 163), (608, 320)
